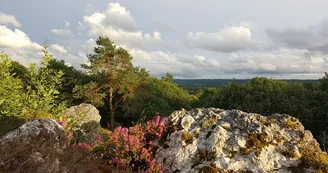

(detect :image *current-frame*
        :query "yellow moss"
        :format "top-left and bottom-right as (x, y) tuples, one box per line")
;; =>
(284, 119), (299, 129)
(303, 152), (328, 166)
(202, 116), (218, 128)
(263, 119), (278, 126)
(199, 162), (219, 173)
(240, 147), (252, 155)
(181, 130), (193, 144)
(240, 133), (269, 157)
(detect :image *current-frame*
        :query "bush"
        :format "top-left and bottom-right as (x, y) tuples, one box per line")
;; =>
(93, 115), (165, 172)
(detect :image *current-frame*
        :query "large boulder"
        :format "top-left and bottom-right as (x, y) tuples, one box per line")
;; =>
(0, 118), (65, 173)
(60, 103), (101, 127)
(155, 108), (323, 173)
(0, 118), (101, 173)
(60, 103), (101, 143)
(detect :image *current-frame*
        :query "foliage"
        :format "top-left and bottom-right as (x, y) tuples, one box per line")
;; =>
(123, 77), (197, 123)
(0, 45), (65, 119)
(75, 36), (147, 129)
(47, 59), (90, 107)
(161, 72), (174, 83)
(0, 54), (26, 117)
(22, 44), (65, 118)
(94, 115), (165, 172)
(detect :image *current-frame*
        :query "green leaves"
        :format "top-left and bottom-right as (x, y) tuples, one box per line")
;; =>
(76, 36), (147, 128)
(123, 77), (197, 120)
(0, 54), (26, 116)
(0, 45), (65, 119)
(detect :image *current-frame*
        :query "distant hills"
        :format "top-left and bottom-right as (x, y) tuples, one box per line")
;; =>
(174, 79), (318, 91)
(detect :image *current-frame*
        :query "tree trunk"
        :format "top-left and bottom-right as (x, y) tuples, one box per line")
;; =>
(109, 87), (114, 130)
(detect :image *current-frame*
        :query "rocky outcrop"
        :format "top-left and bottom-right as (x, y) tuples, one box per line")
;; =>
(60, 103), (101, 143)
(0, 119), (65, 173)
(155, 108), (323, 173)
(0, 118), (101, 173)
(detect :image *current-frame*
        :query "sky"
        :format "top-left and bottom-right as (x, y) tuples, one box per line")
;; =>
(1, 0), (328, 79)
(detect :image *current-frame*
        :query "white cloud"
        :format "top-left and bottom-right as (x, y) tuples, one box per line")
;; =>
(0, 13), (21, 27)
(51, 29), (73, 37)
(50, 44), (67, 53)
(185, 24), (255, 52)
(223, 48), (326, 76)
(64, 21), (70, 28)
(0, 25), (41, 49)
(129, 49), (152, 61)
(130, 50), (222, 78)
(83, 2), (161, 49)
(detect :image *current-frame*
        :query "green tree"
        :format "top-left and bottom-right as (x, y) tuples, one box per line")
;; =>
(47, 59), (91, 106)
(23, 44), (65, 117)
(123, 77), (197, 124)
(0, 45), (65, 119)
(74, 37), (144, 129)
(0, 54), (26, 117)
(161, 72), (174, 83)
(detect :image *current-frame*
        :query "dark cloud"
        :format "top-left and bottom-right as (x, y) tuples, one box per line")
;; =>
(266, 19), (328, 56)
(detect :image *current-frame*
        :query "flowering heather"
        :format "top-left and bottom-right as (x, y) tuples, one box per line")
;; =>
(95, 115), (166, 173)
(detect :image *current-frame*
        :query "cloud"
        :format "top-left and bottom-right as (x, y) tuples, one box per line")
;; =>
(185, 24), (255, 52)
(223, 49), (326, 76)
(129, 49), (152, 61)
(50, 44), (67, 53)
(64, 21), (70, 28)
(83, 2), (161, 49)
(130, 50), (223, 78)
(0, 13), (21, 27)
(0, 25), (41, 49)
(51, 29), (73, 37)
(266, 19), (328, 52)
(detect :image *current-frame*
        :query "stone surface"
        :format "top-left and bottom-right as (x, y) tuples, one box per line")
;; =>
(0, 118), (102, 173)
(60, 103), (101, 143)
(155, 108), (322, 173)
(0, 118), (65, 173)
(60, 103), (101, 127)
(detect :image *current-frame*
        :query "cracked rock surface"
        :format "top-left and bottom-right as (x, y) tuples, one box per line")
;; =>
(155, 108), (321, 173)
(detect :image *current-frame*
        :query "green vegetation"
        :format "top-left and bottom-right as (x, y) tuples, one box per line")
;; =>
(0, 45), (65, 119)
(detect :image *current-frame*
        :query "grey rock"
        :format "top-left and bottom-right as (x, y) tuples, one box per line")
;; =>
(0, 118), (65, 173)
(155, 108), (322, 173)
(60, 103), (101, 143)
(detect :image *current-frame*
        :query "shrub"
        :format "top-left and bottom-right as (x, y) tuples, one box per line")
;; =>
(94, 116), (165, 173)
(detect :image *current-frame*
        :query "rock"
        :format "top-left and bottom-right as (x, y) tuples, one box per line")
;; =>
(0, 118), (65, 173)
(60, 103), (101, 127)
(0, 118), (101, 173)
(60, 103), (101, 143)
(155, 108), (323, 173)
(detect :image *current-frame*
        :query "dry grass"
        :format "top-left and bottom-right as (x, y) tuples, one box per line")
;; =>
(0, 131), (102, 173)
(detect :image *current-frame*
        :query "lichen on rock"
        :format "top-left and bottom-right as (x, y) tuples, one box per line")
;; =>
(155, 108), (325, 173)
(60, 103), (101, 144)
